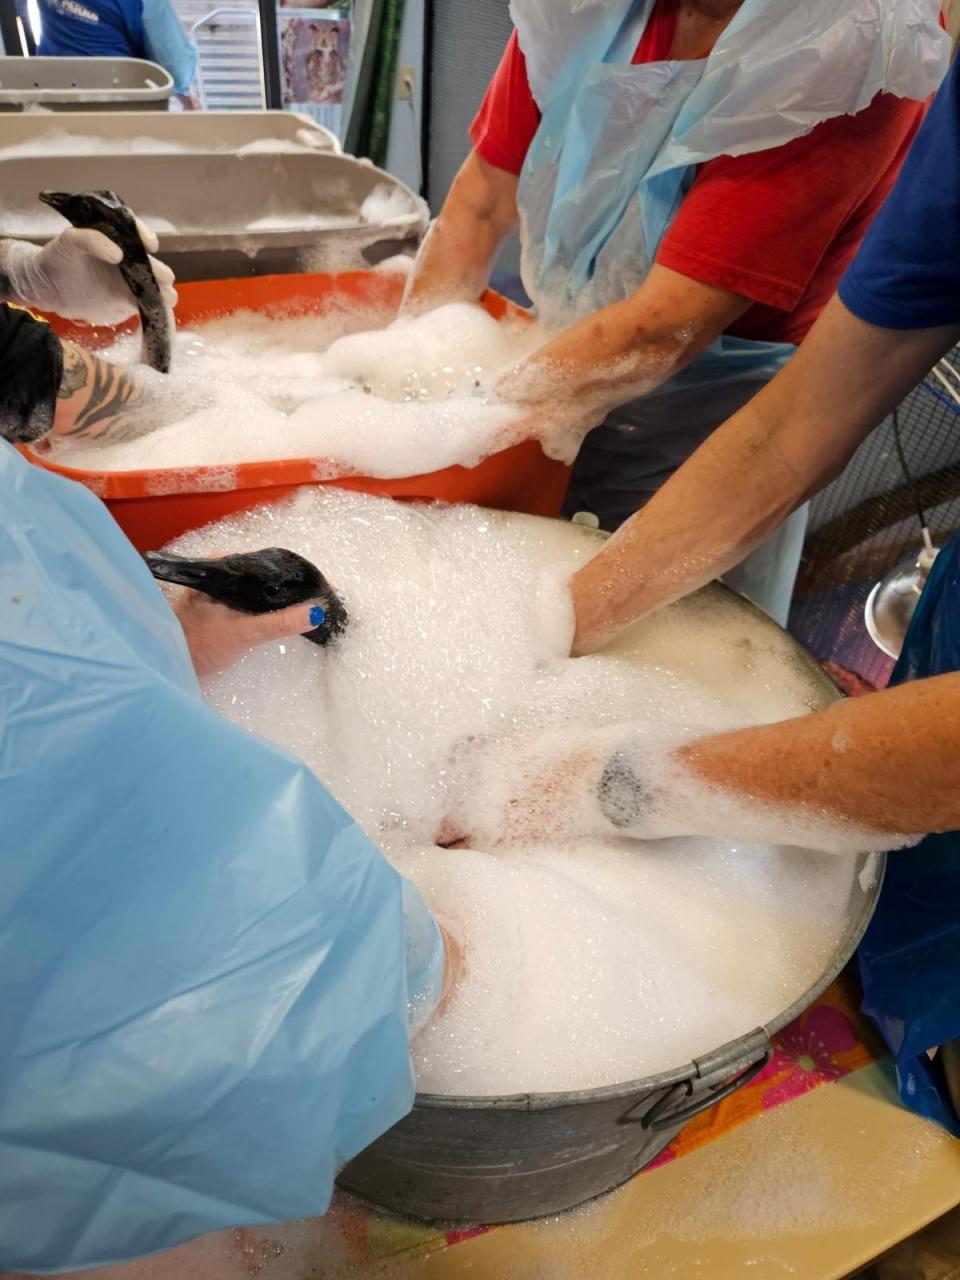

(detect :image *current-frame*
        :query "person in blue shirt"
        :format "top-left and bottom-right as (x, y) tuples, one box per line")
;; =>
(562, 53), (960, 1132)
(37, 0), (198, 94)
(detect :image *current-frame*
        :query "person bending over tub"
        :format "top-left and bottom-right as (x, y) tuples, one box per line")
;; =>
(0, 233), (459, 1272)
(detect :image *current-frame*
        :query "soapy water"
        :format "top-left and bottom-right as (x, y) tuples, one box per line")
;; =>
(165, 488), (866, 1097)
(356, 183), (423, 228)
(244, 214), (360, 232)
(3, 179), (418, 242)
(3, 210), (183, 238)
(0, 132), (332, 160)
(244, 187), (421, 234)
(47, 302), (545, 477)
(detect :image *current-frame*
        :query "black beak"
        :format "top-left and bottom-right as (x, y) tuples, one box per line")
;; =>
(144, 549), (350, 645)
(145, 551), (234, 596)
(39, 191), (68, 213)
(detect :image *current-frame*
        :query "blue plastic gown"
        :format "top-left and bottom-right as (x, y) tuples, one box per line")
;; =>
(859, 533), (960, 1135)
(0, 442), (443, 1273)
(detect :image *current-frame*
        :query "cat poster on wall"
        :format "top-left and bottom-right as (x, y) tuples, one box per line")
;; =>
(279, 11), (350, 107)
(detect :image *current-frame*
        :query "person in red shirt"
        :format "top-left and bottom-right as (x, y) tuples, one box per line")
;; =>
(402, 0), (946, 623)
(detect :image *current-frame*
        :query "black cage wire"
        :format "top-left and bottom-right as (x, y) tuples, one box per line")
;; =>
(788, 352), (960, 691)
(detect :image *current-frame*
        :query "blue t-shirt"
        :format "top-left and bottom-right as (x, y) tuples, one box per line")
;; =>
(37, 0), (197, 94)
(840, 55), (960, 1139)
(839, 56), (960, 331)
(39, 0), (146, 61)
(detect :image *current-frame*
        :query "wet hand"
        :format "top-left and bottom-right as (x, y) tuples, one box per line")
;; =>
(436, 924), (464, 1016)
(437, 731), (606, 849)
(174, 587), (324, 678)
(489, 364), (600, 459)
(569, 570), (618, 657)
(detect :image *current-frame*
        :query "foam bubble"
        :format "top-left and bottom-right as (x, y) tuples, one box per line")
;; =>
(48, 304), (542, 476)
(359, 183), (423, 228)
(165, 490), (868, 1098)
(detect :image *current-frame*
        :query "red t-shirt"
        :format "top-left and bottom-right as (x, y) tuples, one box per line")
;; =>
(470, 13), (927, 344)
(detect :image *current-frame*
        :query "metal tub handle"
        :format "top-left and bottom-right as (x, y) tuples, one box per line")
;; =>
(620, 1029), (772, 1131)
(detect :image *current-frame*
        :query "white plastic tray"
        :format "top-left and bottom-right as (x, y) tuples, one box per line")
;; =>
(0, 57), (172, 111)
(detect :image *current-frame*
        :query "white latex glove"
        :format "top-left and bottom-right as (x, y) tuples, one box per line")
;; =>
(0, 226), (177, 325)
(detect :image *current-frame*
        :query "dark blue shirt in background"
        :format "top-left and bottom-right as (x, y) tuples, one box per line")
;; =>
(39, 0), (145, 61)
(838, 53), (960, 1138)
(839, 55), (960, 331)
(37, 0), (197, 93)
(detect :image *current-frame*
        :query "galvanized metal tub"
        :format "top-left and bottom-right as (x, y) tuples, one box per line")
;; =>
(0, 151), (427, 279)
(339, 525), (885, 1224)
(0, 57), (172, 111)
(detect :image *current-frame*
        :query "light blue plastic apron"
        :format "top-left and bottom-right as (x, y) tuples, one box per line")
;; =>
(0, 441), (443, 1273)
(511, 0), (947, 624)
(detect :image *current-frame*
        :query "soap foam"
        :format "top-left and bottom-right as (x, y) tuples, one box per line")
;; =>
(244, 213), (361, 232)
(166, 489), (866, 1097)
(359, 183), (422, 227)
(0, 132), (335, 160)
(51, 1100), (951, 1280)
(0, 131), (270, 159)
(48, 303), (543, 475)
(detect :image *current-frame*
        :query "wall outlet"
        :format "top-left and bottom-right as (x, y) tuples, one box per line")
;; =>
(397, 65), (415, 101)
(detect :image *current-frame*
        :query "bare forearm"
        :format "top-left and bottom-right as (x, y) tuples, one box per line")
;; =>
(569, 387), (818, 650)
(679, 673), (960, 838)
(403, 213), (503, 313)
(403, 152), (518, 315)
(498, 268), (748, 418)
(571, 299), (960, 653)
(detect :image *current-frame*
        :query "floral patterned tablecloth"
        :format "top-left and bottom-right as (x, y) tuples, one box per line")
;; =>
(277, 971), (885, 1269)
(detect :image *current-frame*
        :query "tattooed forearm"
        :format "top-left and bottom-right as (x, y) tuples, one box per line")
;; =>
(54, 342), (172, 444)
(58, 343), (89, 399)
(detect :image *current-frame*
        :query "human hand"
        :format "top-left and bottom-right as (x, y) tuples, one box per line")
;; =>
(437, 730), (614, 849)
(438, 726), (695, 849)
(569, 568), (619, 657)
(2, 226), (177, 325)
(436, 923), (464, 1016)
(173, 585), (322, 678)
(489, 361), (602, 462)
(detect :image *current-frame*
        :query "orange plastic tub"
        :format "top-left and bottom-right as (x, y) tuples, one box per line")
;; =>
(24, 272), (571, 552)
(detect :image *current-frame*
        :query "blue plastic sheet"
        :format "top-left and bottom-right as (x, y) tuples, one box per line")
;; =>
(0, 442), (442, 1273)
(859, 533), (960, 1135)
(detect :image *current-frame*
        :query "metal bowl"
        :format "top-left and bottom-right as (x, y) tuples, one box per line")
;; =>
(340, 517), (885, 1224)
